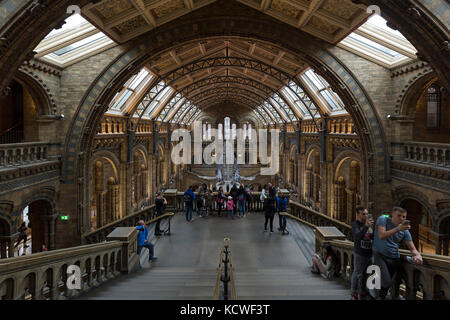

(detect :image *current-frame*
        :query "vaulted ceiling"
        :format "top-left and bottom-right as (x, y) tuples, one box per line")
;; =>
(80, 0), (371, 125)
(82, 0), (370, 44)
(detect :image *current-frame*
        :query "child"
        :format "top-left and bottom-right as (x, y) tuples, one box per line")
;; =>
(226, 196), (234, 220)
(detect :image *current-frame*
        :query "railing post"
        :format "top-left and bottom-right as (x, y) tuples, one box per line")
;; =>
(106, 227), (139, 274)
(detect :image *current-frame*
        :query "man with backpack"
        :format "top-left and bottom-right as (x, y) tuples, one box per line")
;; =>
(276, 192), (289, 234)
(184, 186), (196, 222)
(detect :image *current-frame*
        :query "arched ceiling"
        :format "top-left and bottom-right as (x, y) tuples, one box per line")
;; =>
(106, 36), (348, 127)
(82, 0), (370, 44)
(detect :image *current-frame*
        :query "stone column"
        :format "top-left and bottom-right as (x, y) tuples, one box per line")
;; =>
(0, 240), (6, 259)
(305, 166), (312, 201)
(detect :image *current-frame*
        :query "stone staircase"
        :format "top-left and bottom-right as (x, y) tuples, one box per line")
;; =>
(81, 212), (349, 300)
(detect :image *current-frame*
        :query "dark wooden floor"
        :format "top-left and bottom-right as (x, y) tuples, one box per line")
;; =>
(81, 212), (349, 300)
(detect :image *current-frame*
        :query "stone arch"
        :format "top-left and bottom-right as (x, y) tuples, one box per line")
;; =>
(63, 25), (386, 186)
(393, 185), (437, 219)
(56, 13), (408, 227)
(15, 68), (57, 115)
(18, 188), (57, 217)
(0, 201), (14, 234)
(396, 69), (435, 117)
(90, 150), (121, 183)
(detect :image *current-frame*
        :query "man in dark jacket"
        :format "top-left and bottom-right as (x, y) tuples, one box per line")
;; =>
(264, 185), (277, 233)
(350, 206), (373, 300)
(184, 186), (196, 222)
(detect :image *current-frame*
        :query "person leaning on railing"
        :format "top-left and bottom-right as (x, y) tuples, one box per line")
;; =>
(136, 220), (157, 262)
(372, 207), (423, 300)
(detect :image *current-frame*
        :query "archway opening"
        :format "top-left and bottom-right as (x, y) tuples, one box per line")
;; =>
(21, 199), (54, 254)
(400, 199), (435, 254)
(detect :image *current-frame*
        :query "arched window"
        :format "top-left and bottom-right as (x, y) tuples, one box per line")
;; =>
(427, 84), (441, 128)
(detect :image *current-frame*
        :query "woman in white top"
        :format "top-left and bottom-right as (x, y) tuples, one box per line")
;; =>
(311, 245), (338, 279)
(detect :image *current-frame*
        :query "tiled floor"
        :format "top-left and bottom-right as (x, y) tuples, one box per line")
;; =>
(82, 212), (349, 300)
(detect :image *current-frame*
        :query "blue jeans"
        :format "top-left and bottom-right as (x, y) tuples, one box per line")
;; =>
(351, 253), (372, 295)
(226, 209), (234, 219)
(137, 241), (154, 260)
(185, 202), (193, 221)
(238, 200), (246, 217)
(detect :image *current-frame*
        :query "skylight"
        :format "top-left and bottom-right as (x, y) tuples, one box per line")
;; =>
(34, 13), (115, 67)
(338, 14), (417, 68)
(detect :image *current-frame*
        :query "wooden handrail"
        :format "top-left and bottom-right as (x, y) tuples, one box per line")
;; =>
(82, 205), (155, 242)
(289, 201), (351, 230)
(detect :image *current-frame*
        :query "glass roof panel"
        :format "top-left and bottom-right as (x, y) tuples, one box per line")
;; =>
(52, 32), (106, 56)
(347, 33), (400, 57)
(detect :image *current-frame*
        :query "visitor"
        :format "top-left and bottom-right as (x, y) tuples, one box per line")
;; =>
(154, 191), (167, 236)
(230, 184), (238, 217)
(372, 207), (422, 300)
(216, 186), (225, 216)
(311, 245), (338, 279)
(244, 185), (252, 213)
(263, 185), (276, 233)
(184, 186), (196, 222)
(15, 222), (28, 249)
(237, 185), (246, 218)
(350, 206), (374, 300)
(136, 220), (157, 261)
(204, 189), (213, 217)
(226, 196), (235, 220)
(40, 244), (48, 252)
(197, 184), (207, 217)
(276, 192), (289, 234)
(260, 184), (268, 203)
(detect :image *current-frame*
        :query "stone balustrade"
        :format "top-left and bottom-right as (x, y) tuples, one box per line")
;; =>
(98, 115), (127, 134)
(0, 227), (139, 300)
(315, 229), (450, 300)
(82, 205), (156, 244)
(0, 142), (50, 168)
(327, 117), (355, 134)
(400, 141), (450, 168)
(302, 121), (318, 133)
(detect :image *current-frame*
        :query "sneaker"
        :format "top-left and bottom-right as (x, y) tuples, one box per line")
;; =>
(149, 256), (158, 261)
(350, 293), (359, 300)
(270, 230), (273, 233)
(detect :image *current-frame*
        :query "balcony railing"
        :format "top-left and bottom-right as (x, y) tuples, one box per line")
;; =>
(0, 228), (139, 300)
(394, 141), (450, 168)
(82, 205), (157, 244)
(0, 142), (50, 168)
(316, 233), (450, 300)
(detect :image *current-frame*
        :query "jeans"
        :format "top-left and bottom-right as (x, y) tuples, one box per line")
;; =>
(351, 253), (372, 295)
(278, 213), (286, 230)
(226, 209), (234, 219)
(238, 200), (246, 217)
(185, 202), (193, 221)
(373, 251), (402, 298)
(197, 206), (202, 216)
(137, 241), (154, 260)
